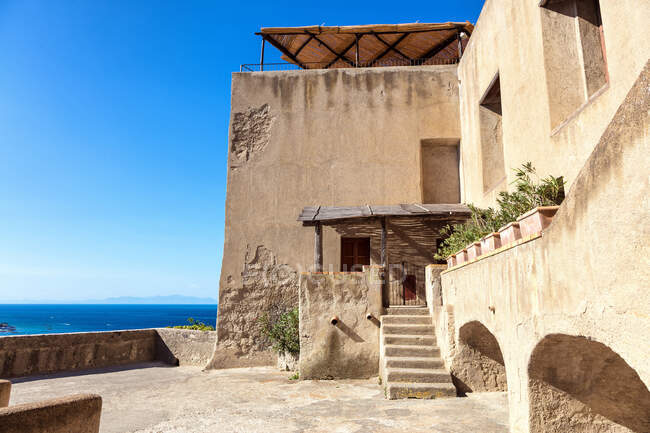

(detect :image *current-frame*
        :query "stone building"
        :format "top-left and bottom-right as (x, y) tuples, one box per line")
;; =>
(211, 1), (649, 432)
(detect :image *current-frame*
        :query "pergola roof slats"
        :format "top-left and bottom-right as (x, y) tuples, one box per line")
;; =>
(257, 22), (473, 69)
(298, 203), (471, 224)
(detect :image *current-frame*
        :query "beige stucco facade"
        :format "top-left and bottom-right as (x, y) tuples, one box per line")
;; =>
(212, 66), (463, 367)
(458, 0), (650, 207)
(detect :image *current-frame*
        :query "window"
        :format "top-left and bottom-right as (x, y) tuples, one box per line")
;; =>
(479, 74), (505, 193)
(340, 238), (370, 272)
(541, 0), (608, 130)
(420, 139), (461, 204)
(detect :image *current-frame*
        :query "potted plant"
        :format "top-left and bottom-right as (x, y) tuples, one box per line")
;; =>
(499, 221), (521, 246)
(517, 205), (560, 238)
(467, 242), (482, 261)
(455, 249), (468, 265)
(481, 232), (501, 254)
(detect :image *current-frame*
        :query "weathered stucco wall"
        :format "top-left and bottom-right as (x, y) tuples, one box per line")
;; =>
(0, 329), (217, 378)
(0, 394), (102, 433)
(299, 267), (383, 379)
(458, 0), (650, 207)
(214, 65), (462, 367)
(438, 62), (650, 433)
(154, 328), (217, 367)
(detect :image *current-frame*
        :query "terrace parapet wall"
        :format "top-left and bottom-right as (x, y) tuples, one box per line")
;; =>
(0, 328), (216, 379)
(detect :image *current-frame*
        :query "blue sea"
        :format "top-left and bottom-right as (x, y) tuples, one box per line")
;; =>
(0, 304), (218, 335)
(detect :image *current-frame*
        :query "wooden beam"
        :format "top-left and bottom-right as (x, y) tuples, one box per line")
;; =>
(324, 36), (361, 69)
(372, 33), (412, 61)
(314, 222), (323, 272)
(310, 34), (355, 67)
(294, 34), (314, 57)
(366, 32), (409, 65)
(262, 35), (305, 68)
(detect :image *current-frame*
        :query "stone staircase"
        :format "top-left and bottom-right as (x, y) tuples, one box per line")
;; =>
(380, 306), (456, 399)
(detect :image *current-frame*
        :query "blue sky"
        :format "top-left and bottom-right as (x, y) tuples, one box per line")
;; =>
(0, 0), (484, 302)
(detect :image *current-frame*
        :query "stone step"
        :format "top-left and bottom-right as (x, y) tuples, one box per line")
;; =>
(381, 315), (432, 325)
(386, 382), (457, 400)
(384, 344), (439, 357)
(385, 356), (444, 369)
(386, 307), (429, 316)
(381, 324), (434, 335)
(386, 368), (452, 384)
(383, 334), (436, 346)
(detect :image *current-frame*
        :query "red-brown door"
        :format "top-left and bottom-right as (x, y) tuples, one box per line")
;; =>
(404, 274), (417, 301)
(341, 238), (370, 272)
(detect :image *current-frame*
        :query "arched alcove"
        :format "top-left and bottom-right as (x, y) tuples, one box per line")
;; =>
(451, 321), (507, 394)
(528, 334), (650, 432)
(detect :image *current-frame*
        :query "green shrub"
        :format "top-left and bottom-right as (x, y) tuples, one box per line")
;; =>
(435, 163), (565, 260)
(259, 307), (300, 355)
(168, 317), (215, 331)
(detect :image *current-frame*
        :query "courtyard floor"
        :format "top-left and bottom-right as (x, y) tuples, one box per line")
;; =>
(9, 362), (509, 433)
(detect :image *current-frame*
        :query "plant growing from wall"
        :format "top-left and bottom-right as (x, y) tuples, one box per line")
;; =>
(168, 317), (215, 331)
(259, 307), (300, 355)
(435, 163), (565, 260)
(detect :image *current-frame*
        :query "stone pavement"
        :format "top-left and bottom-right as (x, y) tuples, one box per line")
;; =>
(9, 363), (509, 433)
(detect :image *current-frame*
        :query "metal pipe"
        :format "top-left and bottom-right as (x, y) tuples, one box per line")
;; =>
(330, 316), (339, 326)
(366, 314), (373, 320)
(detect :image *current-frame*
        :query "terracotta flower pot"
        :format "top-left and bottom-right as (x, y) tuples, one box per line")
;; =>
(481, 232), (502, 253)
(446, 256), (456, 268)
(517, 206), (560, 238)
(499, 222), (521, 246)
(467, 242), (482, 261)
(455, 249), (468, 265)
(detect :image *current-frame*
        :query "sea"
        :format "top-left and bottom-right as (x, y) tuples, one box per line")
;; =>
(0, 304), (218, 336)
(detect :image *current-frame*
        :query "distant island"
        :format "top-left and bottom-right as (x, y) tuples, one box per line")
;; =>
(0, 295), (218, 305)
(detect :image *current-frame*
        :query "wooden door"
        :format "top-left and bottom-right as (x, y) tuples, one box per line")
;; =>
(341, 238), (370, 272)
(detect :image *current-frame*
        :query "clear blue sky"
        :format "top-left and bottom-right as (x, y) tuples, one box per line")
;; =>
(0, 0), (484, 302)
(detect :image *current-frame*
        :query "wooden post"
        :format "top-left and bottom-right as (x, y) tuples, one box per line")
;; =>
(457, 30), (463, 59)
(380, 217), (387, 267)
(260, 37), (266, 71)
(355, 34), (360, 67)
(381, 217), (387, 308)
(314, 222), (323, 272)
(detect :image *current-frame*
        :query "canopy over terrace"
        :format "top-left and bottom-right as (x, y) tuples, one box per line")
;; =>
(255, 22), (474, 70)
(298, 203), (471, 272)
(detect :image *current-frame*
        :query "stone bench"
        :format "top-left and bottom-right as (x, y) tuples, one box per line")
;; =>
(0, 393), (102, 433)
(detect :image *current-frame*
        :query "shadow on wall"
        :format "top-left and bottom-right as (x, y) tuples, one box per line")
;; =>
(528, 334), (650, 433)
(451, 321), (508, 395)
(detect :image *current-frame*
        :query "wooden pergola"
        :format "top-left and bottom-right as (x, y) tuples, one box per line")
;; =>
(256, 22), (474, 70)
(298, 203), (470, 271)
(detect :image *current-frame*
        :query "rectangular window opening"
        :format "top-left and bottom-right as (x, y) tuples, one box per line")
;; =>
(420, 138), (461, 204)
(479, 74), (505, 193)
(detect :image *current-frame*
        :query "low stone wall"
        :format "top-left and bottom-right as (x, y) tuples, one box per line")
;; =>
(299, 266), (383, 379)
(0, 393), (102, 433)
(0, 328), (217, 378)
(155, 328), (217, 367)
(0, 380), (10, 407)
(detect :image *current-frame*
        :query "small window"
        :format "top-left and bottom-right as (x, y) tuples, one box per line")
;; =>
(541, 0), (608, 129)
(479, 74), (505, 193)
(340, 238), (370, 272)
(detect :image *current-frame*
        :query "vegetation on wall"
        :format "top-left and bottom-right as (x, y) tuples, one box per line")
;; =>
(435, 163), (565, 260)
(169, 317), (215, 331)
(259, 307), (300, 355)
